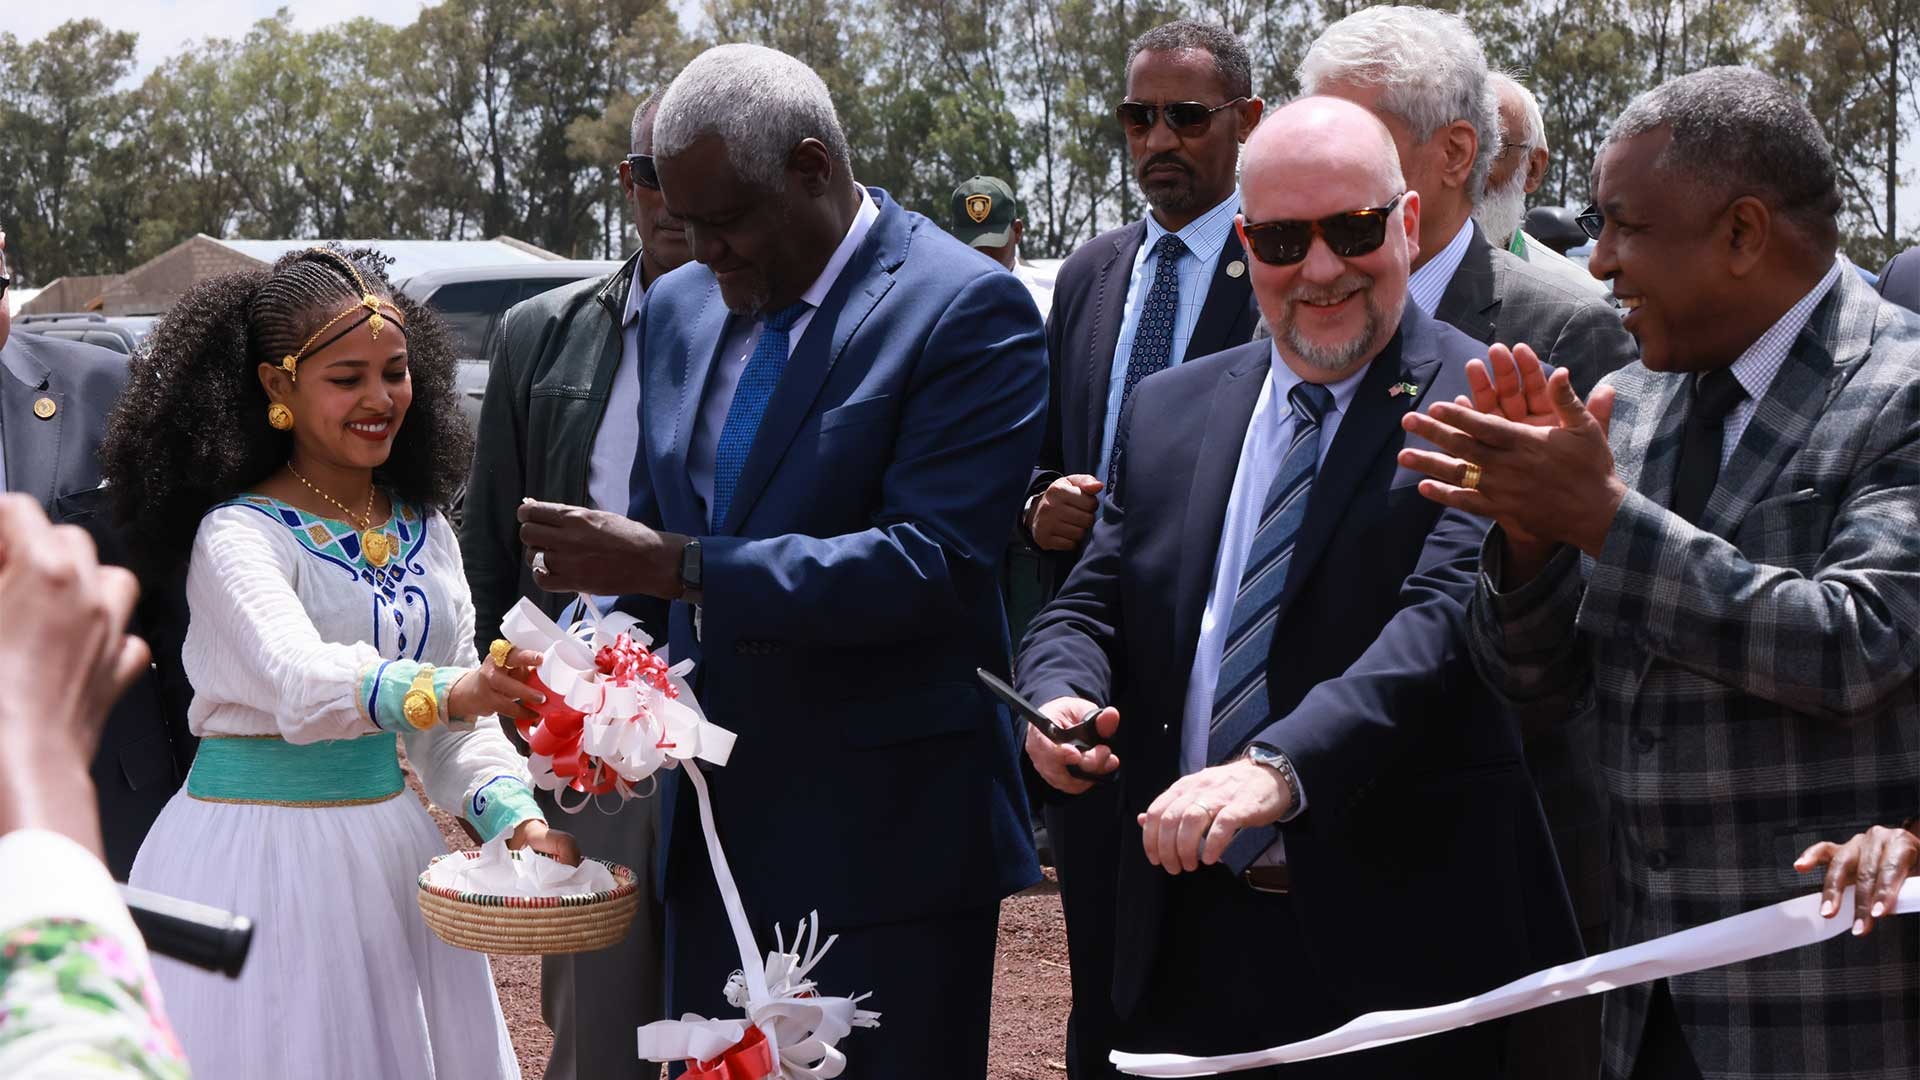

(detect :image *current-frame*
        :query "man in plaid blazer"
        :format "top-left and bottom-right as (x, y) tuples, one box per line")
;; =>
(1401, 67), (1918, 1080)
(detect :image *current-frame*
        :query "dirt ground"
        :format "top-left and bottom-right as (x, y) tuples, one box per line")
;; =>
(414, 766), (1073, 1078)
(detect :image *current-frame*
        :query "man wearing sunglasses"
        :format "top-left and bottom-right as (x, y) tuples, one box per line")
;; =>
(1018, 96), (1580, 1076)
(1020, 20), (1262, 1078)
(460, 91), (689, 1080)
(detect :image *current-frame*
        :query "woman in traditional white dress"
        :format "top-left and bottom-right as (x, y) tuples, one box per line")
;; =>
(101, 247), (573, 1079)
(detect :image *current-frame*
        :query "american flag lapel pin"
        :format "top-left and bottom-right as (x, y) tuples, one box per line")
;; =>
(1389, 381), (1419, 398)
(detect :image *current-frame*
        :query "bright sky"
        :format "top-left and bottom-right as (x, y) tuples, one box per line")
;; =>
(3, 1), (1913, 242)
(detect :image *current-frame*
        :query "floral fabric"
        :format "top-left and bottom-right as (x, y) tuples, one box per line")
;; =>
(0, 918), (189, 1079)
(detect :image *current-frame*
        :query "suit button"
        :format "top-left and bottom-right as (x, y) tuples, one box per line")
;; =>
(1647, 849), (1670, 871)
(1632, 729), (1656, 752)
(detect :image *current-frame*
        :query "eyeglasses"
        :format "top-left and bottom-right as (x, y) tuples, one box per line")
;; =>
(623, 153), (660, 191)
(0, 274), (9, 294)
(1576, 203), (1604, 241)
(1239, 194), (1405, 266)
(1115, 97), (1247, 136)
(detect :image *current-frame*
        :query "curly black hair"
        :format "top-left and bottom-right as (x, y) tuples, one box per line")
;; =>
(100, 246), (473, 580)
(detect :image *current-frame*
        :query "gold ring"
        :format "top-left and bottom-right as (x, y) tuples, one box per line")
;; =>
(1461, 462), (1483, 490)
(489, 638), (513, 670)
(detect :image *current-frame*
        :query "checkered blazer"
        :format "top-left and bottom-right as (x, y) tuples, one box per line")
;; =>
(1469, 268), (1920, 1080)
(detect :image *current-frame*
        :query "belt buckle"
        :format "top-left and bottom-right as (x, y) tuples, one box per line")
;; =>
(1242, 865), (1291, 894)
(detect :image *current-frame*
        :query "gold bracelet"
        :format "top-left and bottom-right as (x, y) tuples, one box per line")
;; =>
(402, 665), (439, 730)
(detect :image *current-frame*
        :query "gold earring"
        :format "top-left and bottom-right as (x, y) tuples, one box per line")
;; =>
(268, 403), (294, 430)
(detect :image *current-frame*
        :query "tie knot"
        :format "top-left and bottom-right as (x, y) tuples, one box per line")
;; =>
(1152, 233), (1188, 262)
(761, 301), (811, 333)
(1288, 381), (1335, 427)
(1693, 368), (1746, 422)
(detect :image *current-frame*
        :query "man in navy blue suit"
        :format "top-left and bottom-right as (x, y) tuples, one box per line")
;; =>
(516, 44), (1046, 1077)
(1018, 96), (1580, 1075)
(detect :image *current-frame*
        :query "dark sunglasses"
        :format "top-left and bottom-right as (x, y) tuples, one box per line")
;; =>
(0, 274), (9, 293)
(1575, 203), (1605, 241)
(1240, 194), (1405, 266)
(623, 153), (660, 191)
(1115, 97), (1247, 136)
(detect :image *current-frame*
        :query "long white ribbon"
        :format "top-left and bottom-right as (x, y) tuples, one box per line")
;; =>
(1112, 879), (1920, 1076)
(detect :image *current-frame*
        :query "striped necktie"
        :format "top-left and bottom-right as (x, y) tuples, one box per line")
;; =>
(1207, 380), (1336, 765)
(710, 301), (810, 530)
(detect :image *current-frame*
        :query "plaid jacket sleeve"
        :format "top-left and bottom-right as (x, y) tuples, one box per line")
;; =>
(1468, 527), (1593, 712)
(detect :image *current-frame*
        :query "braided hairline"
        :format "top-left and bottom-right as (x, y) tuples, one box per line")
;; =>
(270, 247), (408, 381)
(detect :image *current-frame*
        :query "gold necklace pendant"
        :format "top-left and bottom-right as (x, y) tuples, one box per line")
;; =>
(361, 529), (392, 568)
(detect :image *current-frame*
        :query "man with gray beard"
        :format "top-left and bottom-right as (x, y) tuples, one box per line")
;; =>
(1018, 95), (1580, 1075)
(1477, 71), (1607, 299)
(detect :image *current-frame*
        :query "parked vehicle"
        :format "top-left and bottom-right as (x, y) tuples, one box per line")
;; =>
(12, 312), (158, 355)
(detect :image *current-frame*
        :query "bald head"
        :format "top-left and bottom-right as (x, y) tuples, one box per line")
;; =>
(1245, 96), (1404, 205)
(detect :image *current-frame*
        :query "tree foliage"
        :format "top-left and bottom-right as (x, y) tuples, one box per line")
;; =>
(0, 0), (1910, 285)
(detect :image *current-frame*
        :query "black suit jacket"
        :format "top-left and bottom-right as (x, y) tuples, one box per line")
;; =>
(2, 332), (192, 878)
(1018, 306), (1581, 1021)
(1029, 217), (1259, 592)
(1876, 246), (1920, 313)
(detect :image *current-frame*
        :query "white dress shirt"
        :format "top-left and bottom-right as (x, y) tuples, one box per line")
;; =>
(690, 189), (880, 528)
(1718, 258), (1844, 466)
(1406, 217), (1476, 317)
(1097, 192), (1242, 471)
(586, 264), (648, 516)
(1178, 347), (1373, 861)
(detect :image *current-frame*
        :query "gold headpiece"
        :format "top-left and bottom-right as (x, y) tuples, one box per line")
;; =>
(278, 249), (407, 381)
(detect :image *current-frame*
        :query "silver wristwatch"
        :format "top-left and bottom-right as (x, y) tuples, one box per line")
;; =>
(1243, 743), (1304, 822)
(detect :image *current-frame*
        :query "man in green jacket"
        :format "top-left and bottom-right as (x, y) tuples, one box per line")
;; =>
(460, 91), (689, 1080)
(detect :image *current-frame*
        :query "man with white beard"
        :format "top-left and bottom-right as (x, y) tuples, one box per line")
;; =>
(1477, 72), (1607, 298)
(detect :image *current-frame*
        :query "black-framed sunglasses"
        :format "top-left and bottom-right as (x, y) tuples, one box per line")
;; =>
(0, 274), (9, 294)
(622, 153), (660, 191)
(1576, 202), (1604, 241)
(1240, 194), (1405, 266)
(1115, 97), (1247, 136)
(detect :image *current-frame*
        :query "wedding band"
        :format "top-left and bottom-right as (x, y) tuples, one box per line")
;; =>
(1461, 462), (1483, 490)
(1192, 799), (1214, 817)
(532, 551), (549, 574)
(488, 638), (513, 670)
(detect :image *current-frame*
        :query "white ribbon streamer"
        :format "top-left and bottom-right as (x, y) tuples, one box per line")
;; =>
(1111, 879), (1920, 1076)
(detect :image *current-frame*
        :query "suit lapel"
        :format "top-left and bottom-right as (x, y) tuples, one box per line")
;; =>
(1432, 228), (1500, 344)
(663, 283), (735, 531)
(1171, 348), (1268, 678)
(1084, 224), (1145, 467)
(1181, 228), (1252, 362)
(717, 195), (903, 535)
(0, 340), (61, 505)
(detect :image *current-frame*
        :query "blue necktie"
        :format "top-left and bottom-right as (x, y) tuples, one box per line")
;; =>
(1207, 381), (1336, 766)
(1107, 233), (1188, 484)
(710, 301), (810, 530)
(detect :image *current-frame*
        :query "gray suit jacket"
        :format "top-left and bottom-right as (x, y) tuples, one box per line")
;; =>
(2, 332), (194, 877)
(1468, 268), (1920, 1079)
(1433, 224), (1635, 934)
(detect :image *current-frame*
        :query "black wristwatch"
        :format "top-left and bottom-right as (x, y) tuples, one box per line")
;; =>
(679, 538), (703, 602)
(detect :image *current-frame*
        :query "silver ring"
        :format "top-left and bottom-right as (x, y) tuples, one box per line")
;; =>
(532, 551), (549, 574)
(1191, 799), (1214, 817)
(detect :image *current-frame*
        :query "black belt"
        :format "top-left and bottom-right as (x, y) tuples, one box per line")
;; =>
(1242, 864), (1291, 894)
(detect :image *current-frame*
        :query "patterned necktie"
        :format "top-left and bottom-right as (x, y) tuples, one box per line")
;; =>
(1670, 367), (1747, 525)
(1207, 381), (1337, 765)
(710, 300), (811, 530)
(1106, 233), (1189, 484)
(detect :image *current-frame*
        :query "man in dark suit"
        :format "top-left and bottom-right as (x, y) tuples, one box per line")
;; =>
(0, 236), (191, 878)
(1876, 244), (1919, 312)
(1299, 14), (1635, 1074)
(461, 92), (687, 1080)
(1406, 66), (1918, 1080)
(1019, 96), (1580, 1076)
(1023, 23), (1261, 1076)
(513, 44), (1045, 1077)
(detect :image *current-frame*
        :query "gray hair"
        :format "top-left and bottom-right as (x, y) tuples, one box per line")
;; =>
(1490, 71), (1547, 154)
(654, 44), (853, 191)
(1298, 5), (1498, 200)
(628, 90), (660, 155)
(1601, 66), (1839, 243)
(1128, 20), (1254, 100)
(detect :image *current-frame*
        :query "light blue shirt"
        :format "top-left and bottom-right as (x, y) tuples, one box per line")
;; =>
(1406, 217), (1476, 317)
(1719, 258), (1843, 467)
(1097, 193), (1242, 471)
(1178, 348), (1373, 861)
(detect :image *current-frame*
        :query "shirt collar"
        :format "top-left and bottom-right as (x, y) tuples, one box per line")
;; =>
(623, 260), (647, 327)
(1143, 190), (1240, 266)
(1726, 257), (1844, 400)
(1264, 340), (1374, 423)
(1406, 217), (1477, 316)
(797, 187), (880, 312)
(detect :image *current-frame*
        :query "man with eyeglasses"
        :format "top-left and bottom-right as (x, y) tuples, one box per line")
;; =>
(1018, 20), (1262, 1078)
(1477, 72), (1607, 301)
(460, 90), (689, 1080)
(1018, 95), (1580, 1077)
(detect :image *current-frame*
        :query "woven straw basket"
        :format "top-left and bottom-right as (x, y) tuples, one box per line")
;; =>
(418, 851), (640, 955)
